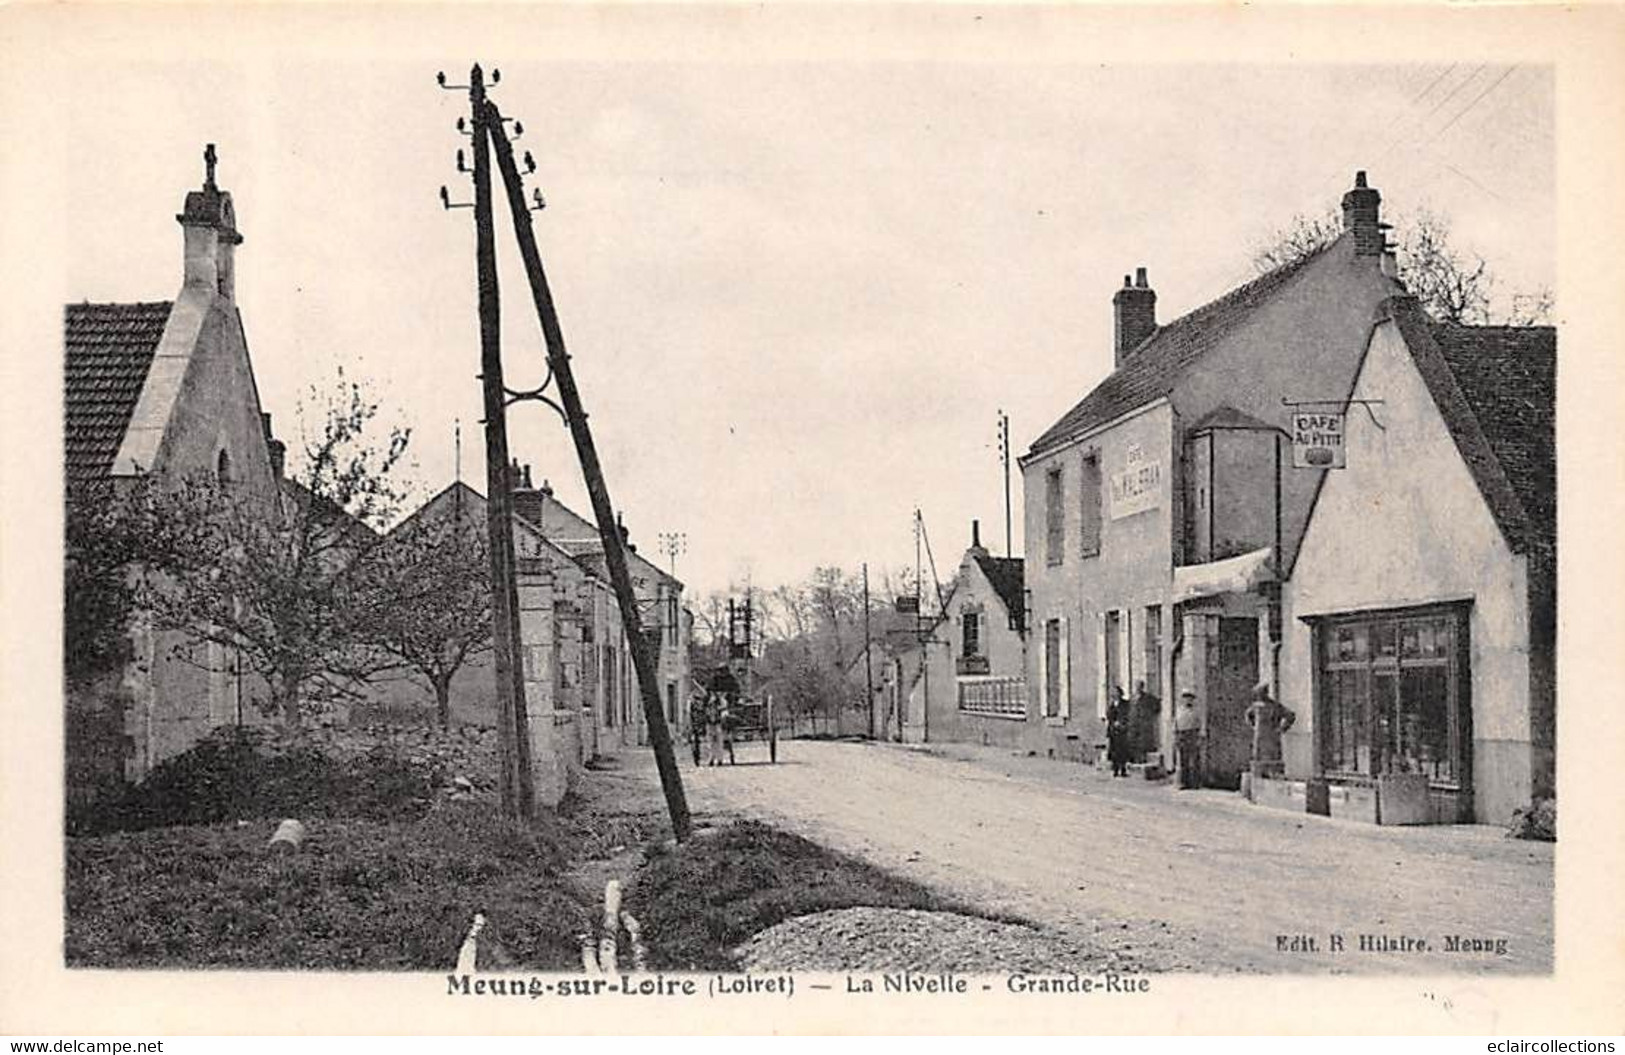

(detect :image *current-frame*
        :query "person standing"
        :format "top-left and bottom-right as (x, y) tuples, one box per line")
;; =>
(1131, 679), (1161, 764)
(1244, 681), (1296, 778)
(705, 692), (728, 767)
(1106, 685), (1131, 777)
(1174, 688), (1202, 789)
(688, 691), (707, 766)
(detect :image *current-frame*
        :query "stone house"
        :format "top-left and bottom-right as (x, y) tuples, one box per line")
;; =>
(1280, 296), (1555, 825)
(1018, 172), (1404, 779)
(368, 471), (691, 767)
(64, 148), (286, 800)
(920, 521), (1029, 748)
(506, 467), (693, 747)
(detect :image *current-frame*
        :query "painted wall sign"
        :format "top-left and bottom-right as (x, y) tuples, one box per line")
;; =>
(1291, 411), (1346, 469)
(1110, 445), (1163, 519)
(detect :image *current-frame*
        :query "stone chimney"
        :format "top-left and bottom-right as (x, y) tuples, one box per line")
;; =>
(969, 519), (987, 556)
(1341, 171), (1386, 257)
(510, 460), (544, 526)
(1112, 267), (1157, 367)
(261, 412), (286, 478)
(176, 144), (244, 300)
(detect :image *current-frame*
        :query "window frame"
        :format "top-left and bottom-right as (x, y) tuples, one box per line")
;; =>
(1314, 603), (1471, 790)
(1079, 450), (1102, 559)
(961, 609), (981, 659)
(1045, 466), (1065, 566)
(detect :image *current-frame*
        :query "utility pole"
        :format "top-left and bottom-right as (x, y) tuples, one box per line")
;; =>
(658, 531), (687, 578)
(459, 63), (534, 821)
(914, 509), (923, 744)
(862, 562), (875, 740)
(484, 95), (692, 842)
(998, 409), (1013, 559)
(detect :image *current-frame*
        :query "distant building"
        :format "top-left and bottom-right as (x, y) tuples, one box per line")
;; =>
(1282, 296), (1555, 825)
(507, 466), (693, 746)
(369, 468), (692, 761)
(1019, 172), (1404, 776)
(920, 521), (1028, 748)
(64, 148), (285, 798)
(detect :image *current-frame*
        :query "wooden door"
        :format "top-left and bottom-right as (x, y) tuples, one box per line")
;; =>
(1204, 616), (1259, 788)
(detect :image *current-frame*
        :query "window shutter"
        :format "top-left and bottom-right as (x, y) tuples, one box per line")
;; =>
(1042, 622), (1053, 718)
(1096, 614), (1109, 720)
(1061, 616), (1072, 719)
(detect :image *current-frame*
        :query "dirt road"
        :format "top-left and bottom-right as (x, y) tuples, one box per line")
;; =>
(649, 739), (1552, 974)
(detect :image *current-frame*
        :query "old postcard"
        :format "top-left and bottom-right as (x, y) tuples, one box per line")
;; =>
(2, 1), (1623, 1038)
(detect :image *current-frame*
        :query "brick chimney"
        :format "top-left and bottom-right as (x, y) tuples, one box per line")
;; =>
(1112, 267), (1157, 367)
(969, 519), (987, 556)
(1341, 171), (1386, 257)
(176, 144), (243, 300)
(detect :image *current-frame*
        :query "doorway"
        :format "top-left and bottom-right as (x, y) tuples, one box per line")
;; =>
(1205, 616), (1259, 788)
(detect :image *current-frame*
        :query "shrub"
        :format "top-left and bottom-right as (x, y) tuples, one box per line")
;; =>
(69, 726), (440, 835)
(1507, 797), (1556, 842)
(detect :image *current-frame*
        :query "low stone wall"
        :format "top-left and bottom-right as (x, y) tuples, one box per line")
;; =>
(309, 721), (501, 796)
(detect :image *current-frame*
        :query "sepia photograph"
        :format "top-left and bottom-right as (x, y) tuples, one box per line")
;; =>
(4, 1), (1623, 1040)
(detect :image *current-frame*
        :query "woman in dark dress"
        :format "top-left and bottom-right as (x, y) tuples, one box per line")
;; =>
(1106, 685), (1131, 777)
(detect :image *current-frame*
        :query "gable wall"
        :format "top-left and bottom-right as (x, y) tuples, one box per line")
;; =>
(1282, 319), (1534, 824)
(926, 555), (1030, 747)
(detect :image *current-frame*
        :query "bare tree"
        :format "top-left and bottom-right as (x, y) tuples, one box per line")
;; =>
(1251, 206), (1553, 326)
(352, 504), (491, 727)
(139, 376), (411, 728)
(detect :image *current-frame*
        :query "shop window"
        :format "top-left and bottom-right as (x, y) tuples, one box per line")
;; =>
(1318, 607), (1466, 787)
(1045, 468), (1065, 566)
(1079, 453), (1102, 558)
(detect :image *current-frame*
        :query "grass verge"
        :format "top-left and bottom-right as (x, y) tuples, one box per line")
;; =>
(65, 800), (588, 970)
(626, 820), (983, 971)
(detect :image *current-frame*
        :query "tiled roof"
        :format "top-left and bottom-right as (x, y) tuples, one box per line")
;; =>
(1429, 319), (1556, 558)
(1383, 297), (1555, 558)
(1027, 238), (1339, 457)
(972, 553), (1025, 622)
(64, 301), (172, 480)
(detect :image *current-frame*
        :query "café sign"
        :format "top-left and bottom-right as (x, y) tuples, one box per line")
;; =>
(1110, 443), (1163, 520)
(1291, 410), (1346, 469)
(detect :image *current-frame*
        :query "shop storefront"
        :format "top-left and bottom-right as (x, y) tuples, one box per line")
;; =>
(1309, 602), (1472, 822)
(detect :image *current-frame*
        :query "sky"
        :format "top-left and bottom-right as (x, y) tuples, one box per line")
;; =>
(22, 9), (1557, 600)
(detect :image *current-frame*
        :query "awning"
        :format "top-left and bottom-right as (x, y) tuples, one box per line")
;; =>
(1170, 546), (1276, 604)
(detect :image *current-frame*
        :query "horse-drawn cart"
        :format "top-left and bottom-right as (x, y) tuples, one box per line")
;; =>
(723, 695), (777, 765)
(690, 692), (777, 765)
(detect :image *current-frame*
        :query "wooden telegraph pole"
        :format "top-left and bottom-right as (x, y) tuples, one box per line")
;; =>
(481, 91), (693, 842)
(862, 562), (875, 739)
(453, 64), (536, 821)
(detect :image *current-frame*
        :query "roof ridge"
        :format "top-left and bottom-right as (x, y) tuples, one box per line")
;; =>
(1027, 234), (1347, 457)
(68, 299), (174, 308)
(1141, 235), (1344, 347)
